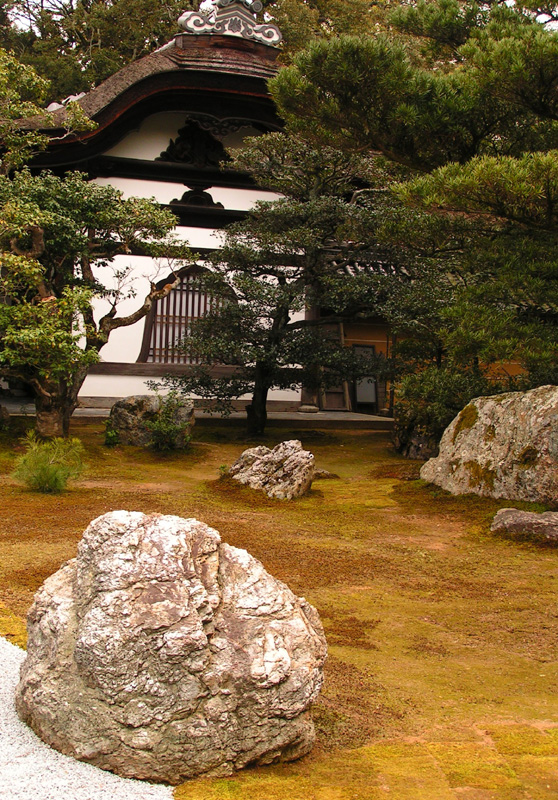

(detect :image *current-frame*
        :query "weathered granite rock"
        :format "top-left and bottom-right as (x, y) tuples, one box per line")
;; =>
(109, 394), (194, 447)
(16, 512), (327, 784)
(420, 385), (558, 503)
(229, 440), (315, 500)
(491, 508), (558, 542)
(298, 405), (319, 414)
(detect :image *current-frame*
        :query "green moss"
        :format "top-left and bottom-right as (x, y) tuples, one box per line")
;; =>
(490, 725), (558, 757)
(452, 404), (479, 443)
(464, 459), (496, 491)
(3, 420), (558, 799)
(173, 745), (383, 800)
(506, 755), (558, 800)
(358, 743), (455, 799)
(426, 742), (521, 791)
(484, 424), (497, 442)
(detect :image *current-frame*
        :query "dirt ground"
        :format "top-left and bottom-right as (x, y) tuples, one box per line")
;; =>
(1, 417), (557, 800)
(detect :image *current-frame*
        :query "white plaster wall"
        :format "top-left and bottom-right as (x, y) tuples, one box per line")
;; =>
(81, 252), (304, 403)
(105, 112), (267, 162)
(79, 373), (301, 404)
(105, 113), (187, 160)
(91, 255), (157, 364)
(90, 251), (207, 363)
(93, 176), (279, 209)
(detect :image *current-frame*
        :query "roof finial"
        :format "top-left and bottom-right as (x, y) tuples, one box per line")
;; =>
(178, 0), (282, 46)
(217, 0), (263, 11)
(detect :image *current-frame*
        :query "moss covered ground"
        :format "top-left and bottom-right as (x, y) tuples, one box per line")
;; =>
(1, 417), (557, 799)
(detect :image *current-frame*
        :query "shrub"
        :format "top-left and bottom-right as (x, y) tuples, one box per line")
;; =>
(393, 367), (502, 459)
(12, 431), (85, 493)
(104, 419), (120, 447)
(144, 391), (192, 451)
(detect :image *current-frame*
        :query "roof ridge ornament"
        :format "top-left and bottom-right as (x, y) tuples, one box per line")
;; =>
(178, 0), (282, 47)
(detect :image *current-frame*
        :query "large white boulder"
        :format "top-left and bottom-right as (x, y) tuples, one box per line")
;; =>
(16, 512), (327, 784)
(420, 385), (558, 503)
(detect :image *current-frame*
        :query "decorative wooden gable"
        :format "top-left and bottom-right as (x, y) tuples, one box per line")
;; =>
(156, 120), (229, 168)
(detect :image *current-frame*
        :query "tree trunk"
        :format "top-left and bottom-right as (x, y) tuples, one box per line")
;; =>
(34, 395), (76, 438)
(32, 371), (87, 438)
(246, 364), (270, 436)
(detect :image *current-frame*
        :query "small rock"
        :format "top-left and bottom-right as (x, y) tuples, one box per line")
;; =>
(109, 394), (194, 447)
(393, 429), (439, 461)
(491, 508), (558, 542)
(16, 511), (327, 783)
(298, 405), (319, 414)
(229, 440), (315, 500)
(314, 469), (340, 480)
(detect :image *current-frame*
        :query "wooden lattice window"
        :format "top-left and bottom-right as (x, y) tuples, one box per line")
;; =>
(138, 267), (214, 364)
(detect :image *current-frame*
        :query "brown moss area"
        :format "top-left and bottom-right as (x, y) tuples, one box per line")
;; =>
(452, 403), (479, 443)
(484, 424), (497, 442)
(1, 419), (557, 799)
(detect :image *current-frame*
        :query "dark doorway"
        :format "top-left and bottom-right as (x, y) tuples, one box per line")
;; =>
(353, 345), (378, 414)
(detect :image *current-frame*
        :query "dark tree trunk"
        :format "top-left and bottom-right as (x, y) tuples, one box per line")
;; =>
(246, 363), (270, 436)
(32, 370), (87, 438)
(34, 394), (76, 438)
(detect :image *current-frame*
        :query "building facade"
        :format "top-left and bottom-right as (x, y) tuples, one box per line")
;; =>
(33, 0), (392, 414)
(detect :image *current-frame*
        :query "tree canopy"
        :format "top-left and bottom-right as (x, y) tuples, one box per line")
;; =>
(1, 0), (379, 101)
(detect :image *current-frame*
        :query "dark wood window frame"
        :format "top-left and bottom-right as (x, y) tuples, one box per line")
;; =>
(137, 265), (213, 365)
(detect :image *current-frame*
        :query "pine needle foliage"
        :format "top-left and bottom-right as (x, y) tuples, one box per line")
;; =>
(12, 431), (84, 493)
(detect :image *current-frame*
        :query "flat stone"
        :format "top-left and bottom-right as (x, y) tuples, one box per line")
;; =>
(314, 469), (340, 480)
(491, 508), (558, 542)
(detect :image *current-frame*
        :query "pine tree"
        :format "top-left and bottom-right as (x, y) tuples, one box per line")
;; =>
(269, 1), (558, 449)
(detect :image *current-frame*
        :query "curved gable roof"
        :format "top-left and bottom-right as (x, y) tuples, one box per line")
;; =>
(31, 29), (282, 167)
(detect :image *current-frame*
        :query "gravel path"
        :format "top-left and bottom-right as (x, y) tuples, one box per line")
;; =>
(0, 637), (174, 800)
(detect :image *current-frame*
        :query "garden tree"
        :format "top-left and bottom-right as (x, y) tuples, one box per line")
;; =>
(269, 1), (558, 448)
(0, 46), (50, 173)
(0, 46), (93, 173)
(160, 134), (403, 436)
(259, 0), (379, 60)
(0, 50), (183, 438)
(396, 152), (558, 371)
(0, 169), (189, 437)
(2, 0), (197, 100)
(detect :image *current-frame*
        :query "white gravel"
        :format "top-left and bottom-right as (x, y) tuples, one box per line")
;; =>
(0, 637), (174, 800)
